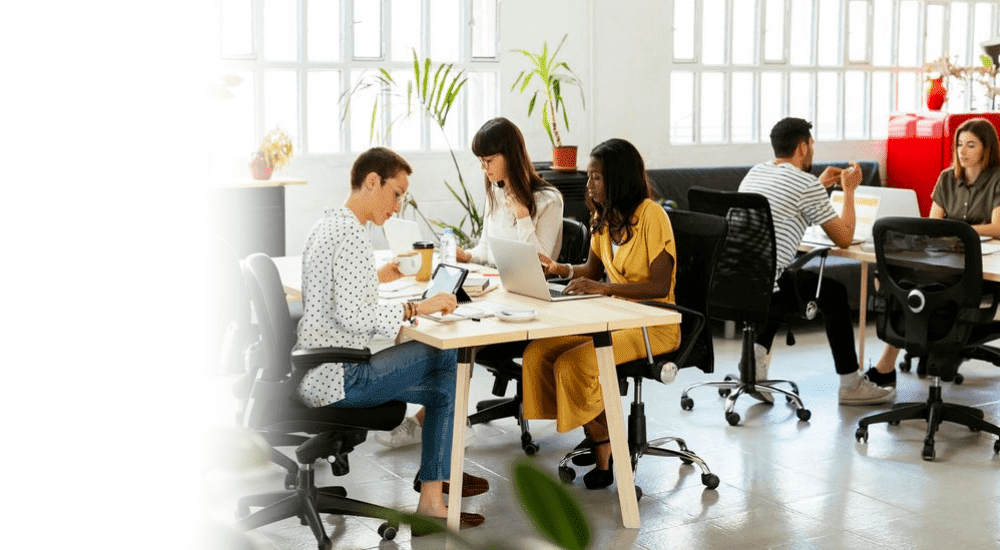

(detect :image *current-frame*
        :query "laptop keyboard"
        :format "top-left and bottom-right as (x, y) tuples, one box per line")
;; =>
(549, 288), (565, 298)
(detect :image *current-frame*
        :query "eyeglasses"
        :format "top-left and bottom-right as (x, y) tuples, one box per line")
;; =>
(478, 153), (501, 168)
(396, 191), (410, 207)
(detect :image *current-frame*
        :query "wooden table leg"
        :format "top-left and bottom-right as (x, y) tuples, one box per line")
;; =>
(857, 262), (869, 371)
(593, 332), (640, 529)
(446, 348), (473, 531)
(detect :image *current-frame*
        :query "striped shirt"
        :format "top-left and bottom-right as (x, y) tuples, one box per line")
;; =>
(738, 161), (838, 284)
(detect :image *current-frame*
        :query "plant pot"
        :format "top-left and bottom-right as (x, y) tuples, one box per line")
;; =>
(249, 152), (274, 180)
(926, 77), (947, 111)
(552, 146), (578, 173)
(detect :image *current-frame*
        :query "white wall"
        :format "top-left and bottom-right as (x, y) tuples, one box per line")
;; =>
(226, 0), (891, 257)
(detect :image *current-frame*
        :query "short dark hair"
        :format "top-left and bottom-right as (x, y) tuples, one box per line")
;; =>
(769, 117), (813, 158)
(350, 147), (412, 190)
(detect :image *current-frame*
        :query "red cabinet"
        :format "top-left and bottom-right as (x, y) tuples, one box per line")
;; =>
(887, 112), (1000, 216)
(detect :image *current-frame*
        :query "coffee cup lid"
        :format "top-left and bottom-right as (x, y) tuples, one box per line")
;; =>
(413, 241), (434, 249)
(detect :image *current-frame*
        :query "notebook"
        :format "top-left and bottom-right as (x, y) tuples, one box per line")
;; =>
(488, 237), (601, 302)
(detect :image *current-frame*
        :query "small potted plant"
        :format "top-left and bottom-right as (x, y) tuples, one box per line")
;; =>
(511, 34), (585, 172)
(250, 127), (294, 180)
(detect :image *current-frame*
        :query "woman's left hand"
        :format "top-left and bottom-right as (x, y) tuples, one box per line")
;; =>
(563, 278), (607, 296)
(378, 261), (404, 283)
(505, 190), (530, 219)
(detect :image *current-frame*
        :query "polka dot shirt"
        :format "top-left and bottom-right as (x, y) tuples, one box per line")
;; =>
(295, 207), (404, 407)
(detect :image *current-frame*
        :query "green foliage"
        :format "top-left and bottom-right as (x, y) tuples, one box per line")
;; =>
(511, 35), (585, 148)
(340, 50), (483, 248)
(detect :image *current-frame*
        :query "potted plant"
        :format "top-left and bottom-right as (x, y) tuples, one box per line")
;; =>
(511, 34), (585, 172)
(250, 127), (293, 180)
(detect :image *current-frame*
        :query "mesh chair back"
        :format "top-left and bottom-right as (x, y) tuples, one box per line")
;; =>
(688, 187), (777, 323)
(873, 217), (983, 359)
(666, 208), (728, 373)
(558, 217), (590, 264)
(243, 253), (297, 381)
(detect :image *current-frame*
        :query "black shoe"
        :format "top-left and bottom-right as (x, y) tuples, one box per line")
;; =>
(582, 441), (613, 490)
(863, 366), (897, 387)
(571, 436), (596, 466)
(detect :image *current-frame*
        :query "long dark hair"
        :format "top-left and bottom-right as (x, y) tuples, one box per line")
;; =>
(589, 138), (653, 245)
(471, 117), (555, 218)
(953, 118), (1000, 182)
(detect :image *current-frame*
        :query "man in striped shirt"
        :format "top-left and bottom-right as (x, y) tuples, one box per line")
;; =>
(738, 117), (895, 406)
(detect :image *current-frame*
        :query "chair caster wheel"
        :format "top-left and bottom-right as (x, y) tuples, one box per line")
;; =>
(855, 427), (868, 443)
(523, 442), (540, 456)
(635, 486), (643, 501)
(954, 374), (964, 385)
(681, 397), (694, 410)
(719, 389), (731, 398)
(558, 465), (576, 483)
(899, 359), (911, 373)
(888, 420), (900, 426)
(922, 443), (935, 461)
(285, 473), (297, 490)
(702, 473), (720, 489)
(796, 408), (811, 422)
(378, 522), (397, 541)
(725, 412), (741, 426)
(994, 439), (1000, 454)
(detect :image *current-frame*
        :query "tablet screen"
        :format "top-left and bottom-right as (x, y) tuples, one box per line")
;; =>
(422, 264), (468, 299)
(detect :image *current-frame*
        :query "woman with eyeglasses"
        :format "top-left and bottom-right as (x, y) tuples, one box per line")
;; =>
(454, 116), (564, 265)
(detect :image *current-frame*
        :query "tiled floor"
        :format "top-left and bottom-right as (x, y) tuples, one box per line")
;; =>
(204, 322), (1000, 550)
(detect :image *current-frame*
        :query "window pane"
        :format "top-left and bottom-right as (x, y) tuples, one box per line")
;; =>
(847, 0), (869, 62)
(389, 70), (421, 150)
(844, 71), (866, 139)
(221, 0), (253, 58)
(392, 0), (421, 62)
(349, 69), (379, 151)
(898, 1), (919, 66)
(214, 70), (254, 155)
(816, 71), (839, 139)
(897, 72), (917, 112)
(308, 0), (340, 62)
(817, 0), (840, 66)
(467, 72), (498, 140)
(925, 4), (945, 63)
(264, 70), (299, 144)
(950, 2), (969, 66)
(731, 0), (756, 64)
(264, 0), (297, 61)
(430, 0), (460, 63)
(872, 0), (892, 66)
(871, 72), (891, 138)
(789, 0), (813, 65)
(353, 0), (382, 58)
(702, 0), (725, 64)
(670, 71), (694, 143)
(760, 72), (783, 138)
(429, 98), (460, 151)
(306, 71), (340, 153)
(731, 72), (755, 142)
(764, 0), (786, 62)
(701, 72), (724, 142)
(789, 72), (813, 122)
(974, 3), (994, 62)
(471, 0), (497, 58)
(673, 0), (695, 60)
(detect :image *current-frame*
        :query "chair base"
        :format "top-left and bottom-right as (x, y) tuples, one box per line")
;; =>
(469, 395), (538, 455)
(236, 465), (399, 549)
(855, 381), (1000, 460)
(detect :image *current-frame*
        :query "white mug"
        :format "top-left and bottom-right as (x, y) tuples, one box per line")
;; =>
(395, 251), (422, 276)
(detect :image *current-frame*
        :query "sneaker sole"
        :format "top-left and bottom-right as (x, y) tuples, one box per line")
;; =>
(839, 390), (896, 406)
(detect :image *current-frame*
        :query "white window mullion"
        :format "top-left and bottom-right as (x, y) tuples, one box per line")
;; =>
(693, 71), (702, 143)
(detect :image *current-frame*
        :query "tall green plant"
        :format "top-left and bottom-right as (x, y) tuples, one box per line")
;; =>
(341, 50), (483, 249)
(511, 34), (585, 148)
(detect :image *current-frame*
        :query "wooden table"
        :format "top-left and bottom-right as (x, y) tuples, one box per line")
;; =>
(272, 256), (681, 531)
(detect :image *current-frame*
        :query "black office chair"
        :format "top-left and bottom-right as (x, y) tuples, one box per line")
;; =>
(469, 217), (591, 455)
(235, 253), (407, 547)
(555, 208), (726, 493)
(855, 218), (1000, 460)
(681, 187), (812, 426)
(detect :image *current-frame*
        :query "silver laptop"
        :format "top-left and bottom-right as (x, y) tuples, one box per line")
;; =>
(488, 237), (601, 302)
(804, 187), (921, 245)
(383, 217), (420, 254)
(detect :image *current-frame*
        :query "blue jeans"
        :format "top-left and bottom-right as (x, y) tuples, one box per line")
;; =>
(329, 340), (458, 482)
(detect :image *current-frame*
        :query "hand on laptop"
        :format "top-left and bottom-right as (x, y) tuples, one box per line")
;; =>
(564, 278), (607, 296)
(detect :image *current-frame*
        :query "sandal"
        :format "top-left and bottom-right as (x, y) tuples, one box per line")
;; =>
(582, 440), (614, 490)
(411, 512), (485, 537)
(412, 472), (490, 497)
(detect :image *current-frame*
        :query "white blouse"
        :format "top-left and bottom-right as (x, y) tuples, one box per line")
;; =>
(466, 185), (564, 266)
(295, 207), (404, 407)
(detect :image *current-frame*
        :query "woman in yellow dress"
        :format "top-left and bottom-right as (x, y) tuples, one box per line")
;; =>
(526, 138), (680, 489)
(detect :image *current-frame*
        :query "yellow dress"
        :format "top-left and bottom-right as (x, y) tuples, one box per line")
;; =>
(522, 199), (681, 432)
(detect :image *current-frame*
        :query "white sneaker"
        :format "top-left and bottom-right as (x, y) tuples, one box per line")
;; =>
(839, 374), (896, 406)
(748, 343), (774, 404)
(375, 415), (422, 448)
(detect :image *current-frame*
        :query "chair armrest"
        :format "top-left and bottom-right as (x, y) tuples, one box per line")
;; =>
(638, 301), (705, 378)
(785, 245), (830, 273)
(291, 347), (373, 371)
